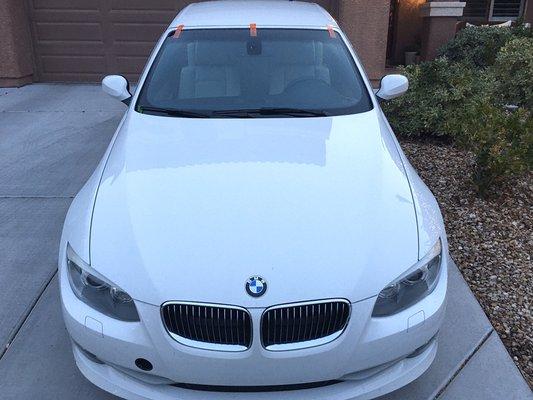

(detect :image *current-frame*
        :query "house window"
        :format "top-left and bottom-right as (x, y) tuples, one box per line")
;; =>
(463, 0), (525, 21)
(491, 0), (524, 19)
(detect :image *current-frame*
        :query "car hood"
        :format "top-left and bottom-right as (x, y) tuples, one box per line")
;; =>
(90, 110), (418, 307)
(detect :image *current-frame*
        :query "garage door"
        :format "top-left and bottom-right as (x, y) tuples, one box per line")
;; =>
(27, 0), (339, 82)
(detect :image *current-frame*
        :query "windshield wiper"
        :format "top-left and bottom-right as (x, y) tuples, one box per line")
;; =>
(260, 108), (329, 117)
(213, 108), (329, 117)
(138, 106), (212, 118)
(139, 106), (329, 118)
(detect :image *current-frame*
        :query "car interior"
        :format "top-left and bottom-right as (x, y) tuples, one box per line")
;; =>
(138, 29), (372, 115)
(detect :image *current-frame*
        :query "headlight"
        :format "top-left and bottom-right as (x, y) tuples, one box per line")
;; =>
(66, 244), (139, 322)
(372, 239), (443, 317)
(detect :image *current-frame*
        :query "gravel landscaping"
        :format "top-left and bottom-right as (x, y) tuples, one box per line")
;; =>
(400, 138), (533, 388)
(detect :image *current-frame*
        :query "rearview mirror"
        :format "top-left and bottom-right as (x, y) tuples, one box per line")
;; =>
(376, 74), (409, 101)
(102, 75), (132, 105)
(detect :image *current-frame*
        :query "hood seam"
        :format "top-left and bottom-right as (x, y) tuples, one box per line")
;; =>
(88, 113), (128, 265)
(379, 111), (421, 260)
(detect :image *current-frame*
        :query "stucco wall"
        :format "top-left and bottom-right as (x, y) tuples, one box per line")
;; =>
(337, 0), (391, 81)
(525, 0), (533, 23)
(0, 0), (33, 86)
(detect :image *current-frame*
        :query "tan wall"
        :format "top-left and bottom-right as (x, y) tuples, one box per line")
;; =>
(0, 0), (34, 86)
(525, 0), (533, 23)
(420, 16), (457, 60)
(420, 0), (465, 61)
(337, 0), (391, 81)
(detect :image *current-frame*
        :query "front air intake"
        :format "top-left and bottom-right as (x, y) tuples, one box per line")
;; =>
(261, 300), (351, 350)
(162, 302), (252, 351)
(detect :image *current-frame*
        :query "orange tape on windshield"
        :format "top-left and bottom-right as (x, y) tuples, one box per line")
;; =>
(250, 23), (257, 37)
(327, 25), (336, 38)
(173, 24), (184, 38)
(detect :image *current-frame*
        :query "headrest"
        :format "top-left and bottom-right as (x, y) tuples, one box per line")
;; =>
(186, 40), (324, 66)
(187, 41), (233, 65)
(275, 41), (324, 65)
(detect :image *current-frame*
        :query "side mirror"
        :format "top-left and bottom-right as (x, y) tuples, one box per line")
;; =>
(102, 75), (132, 105)
(376, 74), (409, 101)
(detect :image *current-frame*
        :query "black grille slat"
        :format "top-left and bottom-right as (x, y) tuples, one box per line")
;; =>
(332, 302), (338, 332)
(307, 306), (312, 340)
(326, 302), (333, 336)
(176, 305), (182, 332)
(163, 304), (252, 348)
(315, 304), (322, 339)
(191, 306), (198, 340)
(203, 307), (209, 342)
(262, 301), (350, 348)
(185, 306), (192, 338)
(230, 309), (235, 344)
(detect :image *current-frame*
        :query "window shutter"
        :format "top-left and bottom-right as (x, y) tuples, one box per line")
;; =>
(491, 0), (523, 19)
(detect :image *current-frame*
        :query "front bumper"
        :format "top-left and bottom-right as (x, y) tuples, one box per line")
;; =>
(73, 336), (437, 400)
(60, 253), (448, 399)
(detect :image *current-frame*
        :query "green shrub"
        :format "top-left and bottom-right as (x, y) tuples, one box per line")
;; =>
(449, 101), (532, 196)
(384, 24), (532, 196)
(491, 37), (533, 109)
(511, 21), (533, 38)
(439, 26), (512, 68)
(382, 58), (487, 137)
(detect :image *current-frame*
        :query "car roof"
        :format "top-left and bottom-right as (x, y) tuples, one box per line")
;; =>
(170, 1), (337, 29)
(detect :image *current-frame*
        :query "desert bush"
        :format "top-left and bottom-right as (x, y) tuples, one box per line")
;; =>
(511, 20), (533, 38)
(491, 37), (533, 109)
(382, 58), (487, 137)
(448, 101), (532, 196)
(439, 25), (512, 68)
(384, 24), (533, 196)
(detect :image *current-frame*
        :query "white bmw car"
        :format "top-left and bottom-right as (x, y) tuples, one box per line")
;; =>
(59, 2), (448, 399)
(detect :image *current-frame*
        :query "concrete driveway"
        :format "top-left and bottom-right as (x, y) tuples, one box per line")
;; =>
(0, 84), (530, 400)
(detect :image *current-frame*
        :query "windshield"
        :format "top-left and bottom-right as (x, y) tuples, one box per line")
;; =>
(136, 29), (373, 118)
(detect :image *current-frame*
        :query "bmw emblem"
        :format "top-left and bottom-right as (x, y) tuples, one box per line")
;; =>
(246, 276), (267, 298)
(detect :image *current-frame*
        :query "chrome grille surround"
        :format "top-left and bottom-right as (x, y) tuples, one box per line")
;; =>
(261, 299), (351, 351)
(161, 302), (252, 352)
